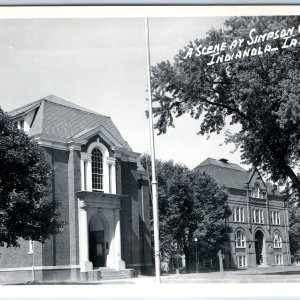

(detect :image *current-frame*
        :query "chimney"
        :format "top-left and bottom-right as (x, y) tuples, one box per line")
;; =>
(219, 158), (229, 164)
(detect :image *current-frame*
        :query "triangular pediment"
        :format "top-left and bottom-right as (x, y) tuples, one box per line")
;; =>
(70, 125), (123, 148)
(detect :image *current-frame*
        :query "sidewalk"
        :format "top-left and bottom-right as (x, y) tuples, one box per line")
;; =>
(6, 265), (300, 285)
(160, 265), (300, 283)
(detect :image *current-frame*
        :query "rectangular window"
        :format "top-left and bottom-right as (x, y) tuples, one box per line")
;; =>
(271, 211), (274, 224)
(233, 207), (245, 222)
(19, 119), (24, 130)
(236, 255), (247, 267)
(256, 210), (260, 223)
(28, 240), (33, 254)
(275, 254), (283, 265)
(15, 119), (25, 130)
(271, 211), (280, 225)
(277, 212), (280, 225)
(261, 210), (264, 223)
(252, 209), (264, 224)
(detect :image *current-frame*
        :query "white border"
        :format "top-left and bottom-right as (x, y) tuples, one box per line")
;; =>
(0, 5), (299, 19)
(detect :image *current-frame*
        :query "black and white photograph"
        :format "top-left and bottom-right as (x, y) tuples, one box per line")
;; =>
(0, 5), (300, 298)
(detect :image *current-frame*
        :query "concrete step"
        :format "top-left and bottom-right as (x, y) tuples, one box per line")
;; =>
(96, 267), (134, 280)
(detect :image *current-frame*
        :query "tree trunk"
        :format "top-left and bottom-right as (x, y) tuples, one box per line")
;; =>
(284, 165), (300, 195)
(184, 247), (191, 273)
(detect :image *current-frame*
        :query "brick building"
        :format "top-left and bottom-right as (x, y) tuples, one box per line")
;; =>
(196, 158), (291, 269)
(0, 95), (152, 282)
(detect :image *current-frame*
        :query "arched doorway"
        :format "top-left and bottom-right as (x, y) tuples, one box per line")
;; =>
(255, 230), (264, 266)
(89, 214), (106, 268)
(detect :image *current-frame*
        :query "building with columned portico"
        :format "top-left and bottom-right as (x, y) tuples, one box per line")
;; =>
(0, 95), (152, 282)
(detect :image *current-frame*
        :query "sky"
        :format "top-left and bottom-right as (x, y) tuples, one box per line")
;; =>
(0, 15), (247, 169)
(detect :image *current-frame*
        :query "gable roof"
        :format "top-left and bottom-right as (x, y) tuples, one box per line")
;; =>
(8, 95), (131, 150)
(195, 158), (282, 196)
(198, 157), (246, 171)
(195, 158), (249, 190)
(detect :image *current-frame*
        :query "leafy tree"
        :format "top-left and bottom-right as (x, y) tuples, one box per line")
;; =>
(283, 184), (300, 262)
(151, 16), (300, 195)
(140, 154), (231, 271)
(0, 108), (64, 248)
(289, 206), (300, 262)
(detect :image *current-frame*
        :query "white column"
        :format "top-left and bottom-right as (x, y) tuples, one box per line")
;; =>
(79, 202), (93, 272)
(80, 159), (85, 190)
(107, 158), (116, 194)
(81, 153), (92, 191)
(114, 209), (125, 270)
(86, 158), (92, 191)
(111, 161), (116, 194)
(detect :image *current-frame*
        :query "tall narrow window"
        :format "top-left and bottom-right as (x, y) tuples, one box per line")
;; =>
(28, 240), (33, 254)
(19, 119), (24, 130)
(271, 211), (280, 225)
(275, 254), (283, 265)
(236, 255), (247, 267)
(92, 148), (103, 190)
(273, 232), (282, 248)
(252, 209), (264, 224)
(235, 230), (246, 248)
(233, 207), (245, 222)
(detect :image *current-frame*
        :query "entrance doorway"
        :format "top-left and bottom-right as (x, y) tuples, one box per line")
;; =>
(89, 215), (106, 268)
(89, 230), (105, 267)
(255, 230), (264, 266)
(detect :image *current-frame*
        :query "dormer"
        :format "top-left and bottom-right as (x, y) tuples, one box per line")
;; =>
(247, 168), (267, 199)
(12, 109), (37, 133)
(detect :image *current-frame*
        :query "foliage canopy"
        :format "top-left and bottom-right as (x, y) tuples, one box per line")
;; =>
(151, 16), (300, 194)
(140, 154), (231, 270)
(0, 108), (64, 247)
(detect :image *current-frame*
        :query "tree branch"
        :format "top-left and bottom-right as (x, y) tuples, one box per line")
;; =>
(283, 165), (300, 192)
(199, 96), (251, 122)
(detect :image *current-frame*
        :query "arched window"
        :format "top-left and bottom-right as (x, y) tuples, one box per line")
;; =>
(273, 232), (282, 248)
(92, 148), (103, 190)
(235, 230), (246, 248)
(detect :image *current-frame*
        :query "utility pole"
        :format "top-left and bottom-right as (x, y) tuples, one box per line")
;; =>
(145, 17), (161, 284)
(194, 238), (198, 273)
(218, 250), (224, 273)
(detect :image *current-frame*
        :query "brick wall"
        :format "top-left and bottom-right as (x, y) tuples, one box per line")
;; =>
(138, 178), (152, 274)
(42, 148), (70, 267)
(0, 238), (34, 268)
(227, 190), (290, 268)
(119, 159), (133, 266)
(68, 148), (81, 280)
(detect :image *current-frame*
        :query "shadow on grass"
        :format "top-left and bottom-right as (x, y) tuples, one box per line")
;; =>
(6, 280), (136, 285)
(260, 270), (300, 275)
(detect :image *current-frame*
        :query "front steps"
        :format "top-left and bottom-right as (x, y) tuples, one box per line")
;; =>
(81, 267), (135, 281)
(99, 267), (135, 280)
